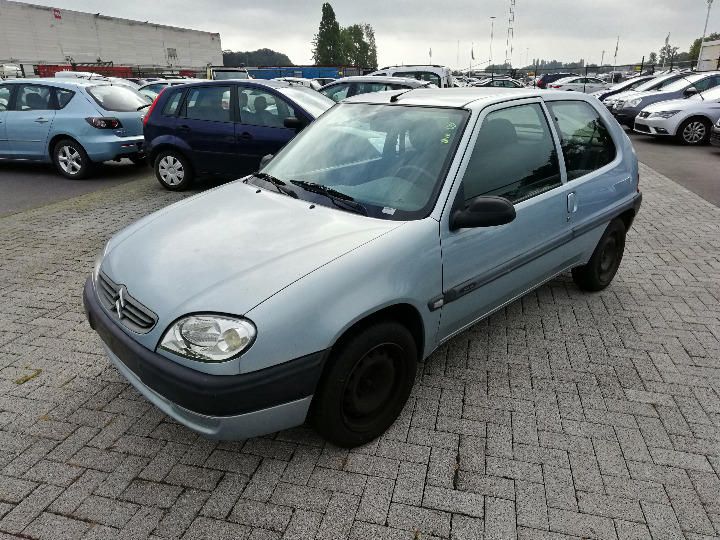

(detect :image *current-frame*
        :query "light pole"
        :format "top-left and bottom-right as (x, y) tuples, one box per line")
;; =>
(702, 0), (714, 46)
(489, 16), (496, 68)
(600, 50), (605, 66)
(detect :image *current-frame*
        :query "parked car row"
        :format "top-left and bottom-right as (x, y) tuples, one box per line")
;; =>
(602, 70), (720, 145)
(85, 86), (642, 446)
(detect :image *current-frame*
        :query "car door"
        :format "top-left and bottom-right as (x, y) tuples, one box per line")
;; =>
(6, 83), (56, 158)
(178, 85), (236, 175)
(0, 84), (11, 156)
(544, 98), (631, 260)
(234, 85), (302, 173)
(438, 99), (579, 341)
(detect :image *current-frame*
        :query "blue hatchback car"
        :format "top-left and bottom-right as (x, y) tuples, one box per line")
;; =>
(0, 78), (148, 178)
(143, 79), (334, 190)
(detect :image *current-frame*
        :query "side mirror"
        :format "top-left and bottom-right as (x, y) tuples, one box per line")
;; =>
(684, 86), (698, 97)
(259, 154), (274, 169)
(450, 196), (516, 231)
(283, 116), (306, 130)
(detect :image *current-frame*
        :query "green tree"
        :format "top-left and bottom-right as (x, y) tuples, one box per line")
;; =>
(312, 3), (343, 65)
(689, 32), (720, 60)
(363, 24), (378, 70)
(648, 52), (658, 65)
(659, 43), (679, 66)
(223, 48), (292, 67)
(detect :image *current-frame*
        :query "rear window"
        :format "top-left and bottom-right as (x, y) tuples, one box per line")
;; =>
(88, 85), (150, 112)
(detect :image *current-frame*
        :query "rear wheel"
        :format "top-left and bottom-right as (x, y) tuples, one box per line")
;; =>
(154, 150), (193, 191)
(572, 218), (626, 292)
(312, 321), (417, 448)
(677, 117), (712, 145)
(53, 139), (93, 179)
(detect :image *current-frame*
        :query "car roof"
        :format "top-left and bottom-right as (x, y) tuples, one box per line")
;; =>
(344, 87), (585, 108)
(171, 79), (293, 89)
(323, 76), (429, 86)
(552, 76), (580, 84)
(0, 77), (110, 89)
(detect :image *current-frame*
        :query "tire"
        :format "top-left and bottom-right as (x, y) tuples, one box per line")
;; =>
(676, 117), (712, 146)
(154, 149), (194, 191)
(572, 218), (626, 292)
(53, 139), (93, 179)
(312, 321), (418, 448)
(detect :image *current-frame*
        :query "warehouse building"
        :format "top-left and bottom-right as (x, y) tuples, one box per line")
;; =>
(0, 0), (222, 75)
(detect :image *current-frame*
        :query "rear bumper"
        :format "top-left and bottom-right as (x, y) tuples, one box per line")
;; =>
(83, 135), (145, 162)
(83, 277), (325, 439)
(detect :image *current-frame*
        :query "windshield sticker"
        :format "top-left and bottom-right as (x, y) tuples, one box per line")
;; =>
(382, 207), (397, 215)
(441, 121), (458, 144)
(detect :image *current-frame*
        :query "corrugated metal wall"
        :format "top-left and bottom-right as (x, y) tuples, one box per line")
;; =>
(0, 0), (223, 68)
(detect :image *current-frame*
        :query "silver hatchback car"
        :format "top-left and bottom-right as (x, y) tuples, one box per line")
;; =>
(84, 88), (641, 447)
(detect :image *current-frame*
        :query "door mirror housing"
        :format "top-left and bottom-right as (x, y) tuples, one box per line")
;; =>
(259, 154), (274, 170)
(283, 116), (306, 130)
(450, 196), (516, 231)
(684, 86), (698, 97)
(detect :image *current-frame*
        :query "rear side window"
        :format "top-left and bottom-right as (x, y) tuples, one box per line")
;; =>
(55, 88), (75, 109)
(184, 86), (231, 122)
(0, 85), (10, 111)
(395, 71), (441, 87)
(461, 103), (561, 204)
(88, 85), (149, 112)
(546, 101), (616, 180)
(162, 90), (182, 116)
(14, 85), (52, 111)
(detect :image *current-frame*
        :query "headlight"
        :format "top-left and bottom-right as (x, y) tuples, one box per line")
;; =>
(716, 118), (720, 127)
(625, 98), (642, 108)
(649, 110), (679, 119)
(159, 315), (256, 362)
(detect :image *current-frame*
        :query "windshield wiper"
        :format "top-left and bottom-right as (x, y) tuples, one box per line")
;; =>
(290, 180), (368, 216)
(137, 103), (151, 110)
(677, 74), (705, 100)
(248, 172), (297, 197)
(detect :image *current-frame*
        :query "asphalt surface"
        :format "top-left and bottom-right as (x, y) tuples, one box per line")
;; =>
(0, 160), (148, 218)
(626, 130), (720, 207)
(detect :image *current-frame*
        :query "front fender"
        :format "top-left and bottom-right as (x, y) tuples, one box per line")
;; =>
(241, 218), (443, 373)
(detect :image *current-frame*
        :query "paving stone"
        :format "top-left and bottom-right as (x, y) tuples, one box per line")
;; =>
(1, 163), (719, 540)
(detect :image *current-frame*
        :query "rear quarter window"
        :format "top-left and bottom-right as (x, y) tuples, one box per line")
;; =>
(55, 88), (75, 109)
(162, 90), (183, 116)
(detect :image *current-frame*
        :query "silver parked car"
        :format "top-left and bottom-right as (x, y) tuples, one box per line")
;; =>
(84, 88), (641, 447)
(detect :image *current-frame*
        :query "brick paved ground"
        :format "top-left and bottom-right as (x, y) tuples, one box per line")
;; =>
(0, 163), (718, 540)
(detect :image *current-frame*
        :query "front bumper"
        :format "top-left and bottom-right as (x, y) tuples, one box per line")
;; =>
(83, 135), (145, 163)
(612, 107), (640, 127)
(83, 277), (325, 439)
(633, 116), (674, 136)
(711, 126), (720, 146)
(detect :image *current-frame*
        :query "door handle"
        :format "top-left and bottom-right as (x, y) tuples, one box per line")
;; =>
(34, 117), (49, 124)
(238, 132), (253, 141)
(567, 192), (578, 213)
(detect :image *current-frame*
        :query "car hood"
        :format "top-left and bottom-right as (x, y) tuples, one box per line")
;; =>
(101, 181), (403, 317)
(642, 97), (720, 113)
(606, 90), (640, 102)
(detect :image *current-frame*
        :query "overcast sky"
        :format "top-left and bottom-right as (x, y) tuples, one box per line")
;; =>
(33, 0), (720, 68)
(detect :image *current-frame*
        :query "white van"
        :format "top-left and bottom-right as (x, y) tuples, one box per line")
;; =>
(368, 65), (453, 88)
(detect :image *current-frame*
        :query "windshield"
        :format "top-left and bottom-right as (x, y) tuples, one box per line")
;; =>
(659, 75), (704, 93)
(261, 103), (468, 220)
(88, 84), (150, 111)
(214, 70), (249, 80)
(277, 86), (334, 117)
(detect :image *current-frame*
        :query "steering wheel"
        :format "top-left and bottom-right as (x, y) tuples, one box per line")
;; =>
(394, 165), (436, 186)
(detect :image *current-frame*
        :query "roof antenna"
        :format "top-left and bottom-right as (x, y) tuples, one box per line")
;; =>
(390, 88), (415, 103)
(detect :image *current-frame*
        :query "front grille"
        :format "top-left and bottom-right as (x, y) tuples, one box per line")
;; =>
(634, 123), (651, 133)
(638, 111), (650, 118)
(97, 272), (157, 333)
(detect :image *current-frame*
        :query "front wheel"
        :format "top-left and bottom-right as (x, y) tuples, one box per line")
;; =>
(154, 150), (193, 191)
(677, 118), (712, 145)
(572, 218), (626, 292)
(53, 139), (93, 179)
(312, 321), (417, 448)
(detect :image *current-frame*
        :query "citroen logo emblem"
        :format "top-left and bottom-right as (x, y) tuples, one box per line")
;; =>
(115, 287), (126, 319)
